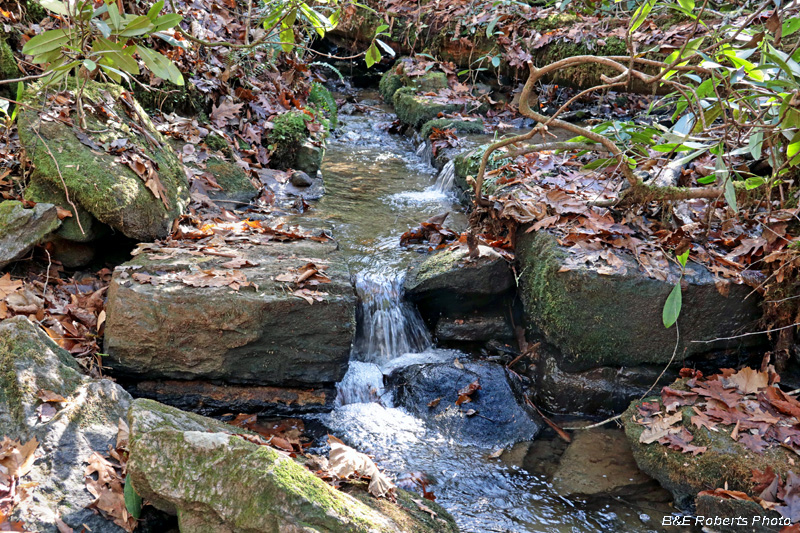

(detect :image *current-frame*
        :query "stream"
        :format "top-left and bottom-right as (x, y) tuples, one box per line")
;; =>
(299, 91), (675, 533)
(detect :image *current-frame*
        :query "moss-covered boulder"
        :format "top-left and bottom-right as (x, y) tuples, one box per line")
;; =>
(265, 110), (314, 170)
(378, 59), (449, 102)
(205, 157), (258, 205)
(517, 230), (764, 371)
(104, 238), (355, 391)
(127, 398), (459, 533)
(24, 178), (107, 243)
(18, 81), (191, 241)
(0, 316), (133, 532)
(452, 144), (512, 198)
(393, 88), (467, 129)
(623, 395), (795, 508)
(0, 200), (60, 269)
(419, 117), (484, 139)
(0, 34), (20, 100)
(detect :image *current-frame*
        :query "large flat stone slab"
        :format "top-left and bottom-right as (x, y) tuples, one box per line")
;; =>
(518, 230), (764, 371)
(104, 239), (356, 387)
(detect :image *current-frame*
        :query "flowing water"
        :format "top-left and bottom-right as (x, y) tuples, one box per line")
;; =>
(303, 92), (675, 533)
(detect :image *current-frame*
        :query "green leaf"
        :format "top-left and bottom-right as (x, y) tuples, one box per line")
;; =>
(662, 283), (682, 328)
(124, 474), (142, 519)
(375, 38), (395, 57)
(147, 0), (165, 20)
(93, 37), (139, 75)
(678, 0), (695, 10)
(152, 13), (182, 32)
(630, 0), (656, 34)
(38, 0), (70, 15)
(83, 59), (97, 71)
(374, 24), (389, 34)
(107, 2), (122, 30)
(486, 16), (500, 38)
(22, 29), (70, 56)
(120, 15), (154, 37)
(677, 249), (689, 268)
(696, 175), (716, 184)
(329, 9), (341, 28)
(136, 45), (183, 85)
(724, 176), (738, 211)
(279, 26), (294, 52)
(365, 42), (381, 68)
(745, 176), (766, 189)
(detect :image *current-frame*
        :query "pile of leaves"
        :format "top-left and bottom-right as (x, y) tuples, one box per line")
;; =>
(83, 420), (138, 532)
(634, 365), (798, 457)
(0, 269), (110, 375)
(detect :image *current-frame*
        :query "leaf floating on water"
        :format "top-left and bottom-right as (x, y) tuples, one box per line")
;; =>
(453, 358), (464, 370)
(427, 398), (441, 408)
(328, 442), (396, 499)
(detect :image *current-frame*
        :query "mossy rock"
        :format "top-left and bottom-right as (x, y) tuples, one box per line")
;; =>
(24, 178), (108, 243)
(18, 80), (191, 241)
(393, 88), (467, 129)
(127, 399), (459, 533)
(452, 144), (512, 197)
(419, 117), (484, 139)
(0, 200), (60, 268)
(623, 393), (795, 509)
(205, 157), (258, 205)
(265, 110), (312, 170)
(0, 34), (20, 101)
(517, 230), (764, 371)
(379, 67), (406, 102)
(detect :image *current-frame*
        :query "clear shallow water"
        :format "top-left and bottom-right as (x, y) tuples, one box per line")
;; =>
(307, 93), (675, 533)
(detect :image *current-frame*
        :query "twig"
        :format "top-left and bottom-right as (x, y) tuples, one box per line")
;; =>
(690, 321), (800, 343)
(0, 72), (49, 86)
(562, 414), (623, 431)
(43, 248), (51, 299)
(31, 128), (86, 236)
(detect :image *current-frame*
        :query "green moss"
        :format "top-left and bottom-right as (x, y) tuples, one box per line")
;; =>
(18, 80), (190, 241)
(413, 71), (448, 92)
(23, 0), (47, 23)
(132, 81), (208, 115)
(266, 110), (310, 170)
(308, 82), (338, 129)
(530, 12), (579, 31)
(420, 118), (484, 139)
(0, 35), (20, 101)
(452, 144), (512, 196)
(24, 179), (105, 242)
(204, 133), (229, 154)
(205, 158), (256, 196)
(379, 68), (406, 102)
(393, 88), (466, 129)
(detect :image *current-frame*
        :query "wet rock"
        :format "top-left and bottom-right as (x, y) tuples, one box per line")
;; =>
(128, 379), (335, 417)
(257, 168), (325, 200)
(18, 81), (190, 241)
(290, 169), (314, 187)
(404, 245), (514, 315)
(0, 200), (60, 269)
(104, 239), (355, 391)
(623, 395), (795, 508)
(389, 360), (542, 446)
(128, 398), (459, 533)
(419, 118), (484, 140)
(535, 348), (678, 416)
(205, 157), (258, 206)
(434, 311), (514, 344)
(393, 87), (482, 129)
(0, 316), (132, 532)
(518, 230), (764, 371)
(551, 428), (668, 499)
(378, 60), (448, 102)
(296, 142), (324, 174)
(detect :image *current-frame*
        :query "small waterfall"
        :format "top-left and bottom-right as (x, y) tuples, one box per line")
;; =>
(433, 159), (456, 193)
(335, 361), (386, 406)
(415, 141), (432, 164)
(351, 270), (431, 364)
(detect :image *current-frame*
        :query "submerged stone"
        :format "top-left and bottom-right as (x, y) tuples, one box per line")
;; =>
(389, 360), (542, 446)
(518, 230), (764, 371)
(0, 316), (132, 532)
(0, 200), (60, 269)
(127, 399), (459, 533)
(104, 239), (355, 393)
(18, 81), (191, 241)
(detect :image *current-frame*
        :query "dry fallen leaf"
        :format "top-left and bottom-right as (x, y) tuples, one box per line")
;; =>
(639, 411), (682, 444)
(328, 441), (396, 499)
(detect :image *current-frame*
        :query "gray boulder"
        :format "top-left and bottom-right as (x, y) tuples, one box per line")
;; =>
(0, 200), (60, 269)
(104, 239), (355, 390)
(389, 360), (542, 446)
(518, 230), (764, 371)
(127, 399), (459, 533)
(0, 316), (131, 532)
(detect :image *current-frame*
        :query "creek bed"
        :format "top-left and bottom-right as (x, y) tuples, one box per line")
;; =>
(295, 91), (682, 533)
